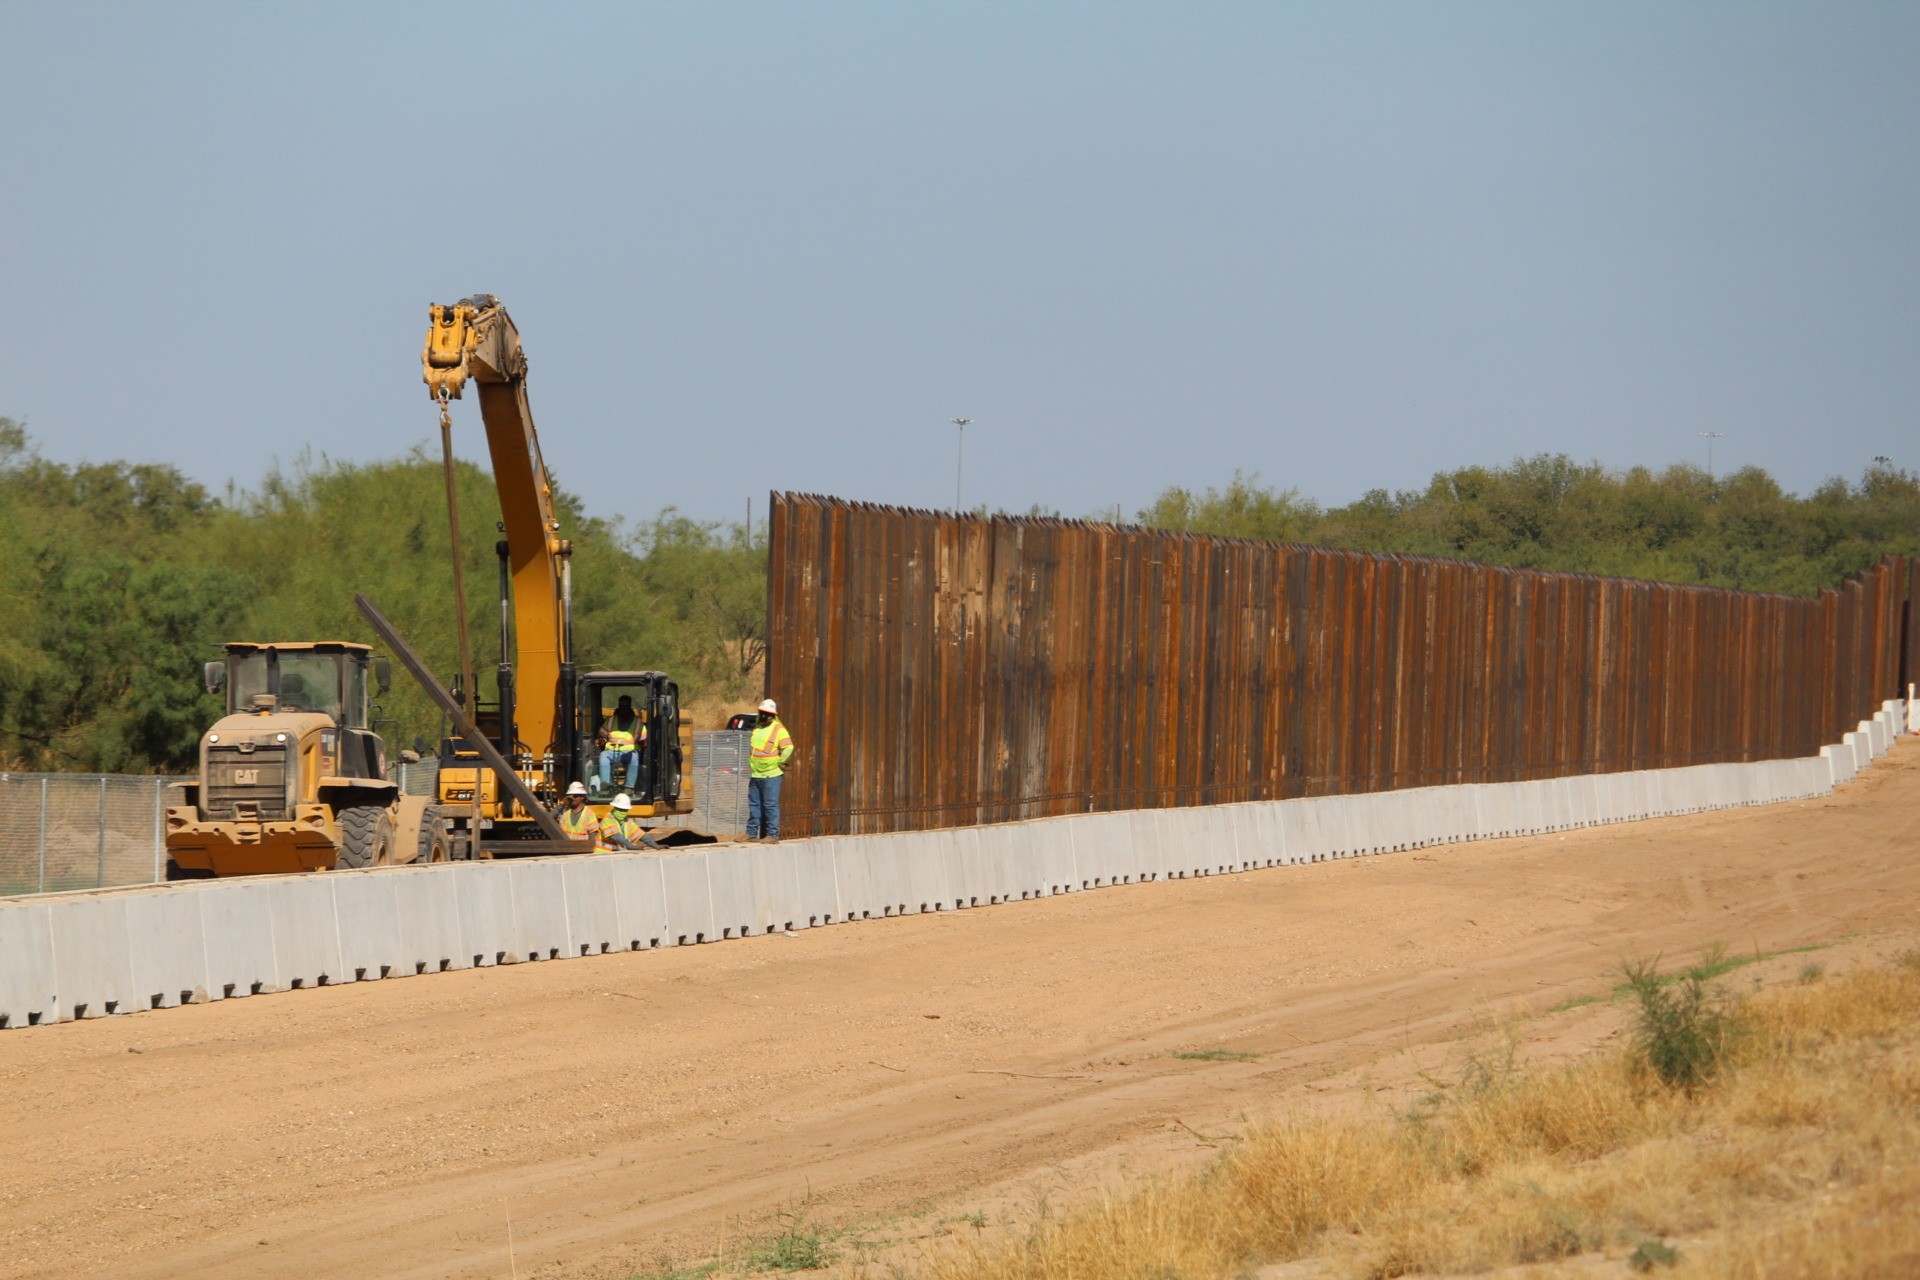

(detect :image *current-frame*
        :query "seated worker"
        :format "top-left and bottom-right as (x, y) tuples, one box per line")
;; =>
(597, 792), (658, 852)
(558, 780), (600, 844)
(596, 695), (648, 791)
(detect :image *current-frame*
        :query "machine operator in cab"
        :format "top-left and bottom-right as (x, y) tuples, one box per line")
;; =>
(597, 694), (647, 791)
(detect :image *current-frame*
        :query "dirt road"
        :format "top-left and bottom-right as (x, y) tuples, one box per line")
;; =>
(4, 746), (1916, 1280)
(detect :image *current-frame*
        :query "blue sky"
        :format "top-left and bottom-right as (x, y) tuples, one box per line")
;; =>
(3, 2), (1916, 528)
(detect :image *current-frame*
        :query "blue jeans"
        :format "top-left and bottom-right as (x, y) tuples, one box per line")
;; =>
(598, 749), (639, 789)
(748, 775), (782, 839)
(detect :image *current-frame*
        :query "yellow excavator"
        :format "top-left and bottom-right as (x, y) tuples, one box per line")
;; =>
(420, 295), (696, 854)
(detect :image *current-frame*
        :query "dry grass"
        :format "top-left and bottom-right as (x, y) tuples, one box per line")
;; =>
(910, 953), (1920, 1280)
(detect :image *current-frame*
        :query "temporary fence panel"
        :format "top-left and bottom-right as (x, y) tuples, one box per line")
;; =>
(0, 775), (185, 897)
(766, 494), (1913, 837)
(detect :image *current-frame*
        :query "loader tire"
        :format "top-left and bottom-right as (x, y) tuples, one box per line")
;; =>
(415, 805), (451, 864)
(335, 806), (395, 870)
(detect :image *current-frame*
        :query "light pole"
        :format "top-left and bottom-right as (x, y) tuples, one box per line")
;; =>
(950, 418), (972, 513)
(1872, 455), (1894, 469)
(1698, 431), (1724, 480)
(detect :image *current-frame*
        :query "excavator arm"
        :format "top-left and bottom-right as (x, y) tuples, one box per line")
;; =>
(422, 296), (571, 768)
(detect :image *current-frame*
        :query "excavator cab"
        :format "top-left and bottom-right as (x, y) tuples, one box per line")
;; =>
(579, 672), (684, 810)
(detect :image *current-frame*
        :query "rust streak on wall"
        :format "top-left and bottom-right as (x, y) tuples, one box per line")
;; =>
(765, 494), (1913, 838)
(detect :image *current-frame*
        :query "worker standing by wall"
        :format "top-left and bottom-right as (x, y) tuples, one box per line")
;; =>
(747, 698), (795, 843)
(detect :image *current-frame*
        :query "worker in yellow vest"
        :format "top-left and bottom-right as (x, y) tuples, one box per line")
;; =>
(598, 792), (659, 852)
(747, 697), (795, 842)
(597, 694), (647, 791)
(558, 779), (601, 845)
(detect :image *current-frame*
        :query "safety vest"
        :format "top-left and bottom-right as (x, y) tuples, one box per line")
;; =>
(559, 805), (600, 841)
(750, 719), (793, 778)
(599, 812), (646, 852)
(606, 712), (643, 751)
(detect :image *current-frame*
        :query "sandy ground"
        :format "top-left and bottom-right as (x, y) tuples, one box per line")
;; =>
(3, 743), (1917, 1280)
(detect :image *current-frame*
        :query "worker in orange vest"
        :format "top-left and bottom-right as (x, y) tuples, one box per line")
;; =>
(558, 780), (600, 844)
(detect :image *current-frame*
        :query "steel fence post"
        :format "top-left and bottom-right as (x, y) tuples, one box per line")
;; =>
(153, 776), (164, 883)
(38, 776), (48, 895)
(97, 775), (107, 888)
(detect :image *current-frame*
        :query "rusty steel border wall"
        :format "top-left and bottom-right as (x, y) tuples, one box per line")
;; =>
(766, 494), (1917, 838)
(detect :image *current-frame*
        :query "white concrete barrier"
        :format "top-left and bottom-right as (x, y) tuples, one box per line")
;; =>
(329, 873), (406, 983)
(657, 851), (716, 943)
(786, 838), (840, 925)
(7, 718), (1900, 1030)
(0, 899), (56, 1027)
(562, 860), (620, 957)
(610, 856), (669, 950)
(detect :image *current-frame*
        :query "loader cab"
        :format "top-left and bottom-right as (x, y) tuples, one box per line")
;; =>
(208, 642), (390, 724)
(577, 671), (683, 809)
(205, 642), (393, 781)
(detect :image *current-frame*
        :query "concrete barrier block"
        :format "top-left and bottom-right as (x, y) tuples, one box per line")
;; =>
(784, 838), (841, 925)
(704, 845), (762, 938)
(198, 880), (283, 997)
(392, 864), (468, 974)
(1822, 743), (1855, 786)
(1193, 804), (1241, 872)
(1127, 809), (1171, 878)
(124, 887), (212, 1010)
(453, 861), (520, 966)
(268, 875), (345, 989)
(1067, 812), (1138, 884)
(562, 858), (621, 957)
(967, 822), (1026, 902)
(657, 850), (717, 943)
(0, 900), (58, 1028)
(896, 829), (958, 911)
(1293, 796), (1342, 859)
(1224, 803), (1282, 867)
(1407, 786), (1461, 844)
(610, 856), (670, 950)
(1150, 808), (1205, 876)
(1067, 817), (1121, 886)
(834, 834), (912, 917)
(744, 841), (805, 931)
(1473, 784), (1512, 838)
(49, 895), (137, 1020)
(1847, 731), (1870, 772)
(330, 872), (406, 983)
(1037, 816), (1082, 892)
(507, 861), (572, 962)
(825, 836), (881, 919)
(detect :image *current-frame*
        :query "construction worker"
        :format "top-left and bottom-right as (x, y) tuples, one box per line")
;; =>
(746, 697), (794, 842)
(597, 792), (660, 851)
(558, 779), (600, 845)
(596, 694), (647, 791)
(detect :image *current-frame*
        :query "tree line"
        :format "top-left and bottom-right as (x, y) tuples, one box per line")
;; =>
(0, 419), (766, 773)
(1133, 455), (1920, 597)
(3, 414), (1914, 774)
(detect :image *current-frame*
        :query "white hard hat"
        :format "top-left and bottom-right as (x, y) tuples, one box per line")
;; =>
(758, 698), (778, 714)
(566, 781), (587, 796)
(611, 793), (632, 811)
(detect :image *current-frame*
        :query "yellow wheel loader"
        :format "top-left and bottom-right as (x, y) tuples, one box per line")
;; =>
(163, 641), (451, 878)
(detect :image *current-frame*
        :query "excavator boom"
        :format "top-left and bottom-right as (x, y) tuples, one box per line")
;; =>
(422, 296), (569, 767)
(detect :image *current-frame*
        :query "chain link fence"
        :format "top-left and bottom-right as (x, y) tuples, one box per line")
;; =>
(0, 773), (186, 897)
